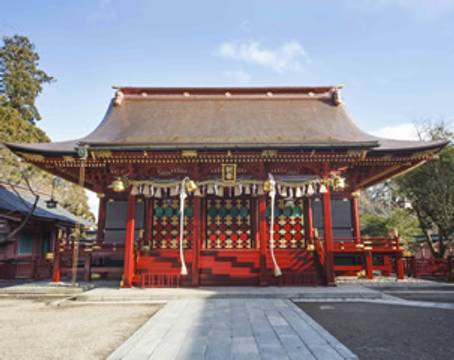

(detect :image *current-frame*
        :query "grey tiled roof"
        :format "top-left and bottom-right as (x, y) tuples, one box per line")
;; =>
(0, 184), (92, 226)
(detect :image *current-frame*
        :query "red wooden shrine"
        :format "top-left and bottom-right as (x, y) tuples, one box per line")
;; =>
(6, 86), (447, 287)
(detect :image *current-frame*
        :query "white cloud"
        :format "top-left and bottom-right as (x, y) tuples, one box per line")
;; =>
(215, 40), (309, 73)
(223, 70), (251, 83)
(371, 122), (419, 140)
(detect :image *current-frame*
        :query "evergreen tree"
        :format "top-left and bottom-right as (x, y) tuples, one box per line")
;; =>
(0, 35), (54, 123)
(396, 122), (453, 258)
(0, 35), (94, 222)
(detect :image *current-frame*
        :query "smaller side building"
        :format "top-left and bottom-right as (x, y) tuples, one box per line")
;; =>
(0, 183), (91, 280)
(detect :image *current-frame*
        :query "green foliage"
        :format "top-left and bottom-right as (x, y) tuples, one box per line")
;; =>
(0, 34), (94, 222)
(395, 122), (453, 257)
(361, 208), (420, 244)
(0, 35), (54, 123)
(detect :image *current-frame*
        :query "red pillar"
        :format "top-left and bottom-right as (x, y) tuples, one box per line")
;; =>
(52, 229), (61, 283)
(396, 254), (405, 280)
(96, 195), (106, 244)
(122, 194), (136, 288)
(191, 197), (201, 286)
(365, 251), (373, 279)
(144, 198), (153, 248)
(258, 196), (268, 286)
(84, 252), (92, 281)
(304, 198), (314, 243)
(322, 190), (336, 285)
(351, 195), (361, 244)
(383, 255), (391, 276)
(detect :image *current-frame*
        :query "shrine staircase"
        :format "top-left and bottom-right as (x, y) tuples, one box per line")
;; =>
(134, 249), (322, 287)
(200, 250), (260, 286)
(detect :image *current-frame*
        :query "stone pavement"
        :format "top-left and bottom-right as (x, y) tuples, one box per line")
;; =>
(107, 299), (357, 360)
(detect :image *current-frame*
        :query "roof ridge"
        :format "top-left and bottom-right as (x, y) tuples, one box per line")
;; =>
(112, 85), (342, 96)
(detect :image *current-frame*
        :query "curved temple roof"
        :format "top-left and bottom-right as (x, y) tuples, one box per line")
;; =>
(6, 86), (447, 155)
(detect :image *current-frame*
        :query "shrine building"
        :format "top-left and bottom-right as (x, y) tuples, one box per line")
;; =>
(5, 86), (447, 287)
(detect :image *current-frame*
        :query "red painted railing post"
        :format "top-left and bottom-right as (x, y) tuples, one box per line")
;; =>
(258, 196), (268, 286)
(192, 197), (201, 286)
(322, 190), (336, 285)
(122, 193), (136, 288)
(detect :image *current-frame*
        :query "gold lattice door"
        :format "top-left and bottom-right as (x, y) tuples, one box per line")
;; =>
(151, 198), (192, 249)
(267, 198), (306, 248)
(205, 197), (253, 249)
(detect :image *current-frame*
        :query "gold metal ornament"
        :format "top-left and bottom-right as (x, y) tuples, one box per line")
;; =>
(185, 180), (198, 193)
(334, 176), (346, 190)
(263, 180), (273, 192)
(112, 177), (126, 192)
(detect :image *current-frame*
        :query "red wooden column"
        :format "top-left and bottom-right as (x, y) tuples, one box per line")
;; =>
(144, 198), (153, 249)
(258, 196), (268, 286)
(396, 254), (405, 280)
(365, 252), (373, 279)
(383, 255), (391, 276)
(351, 194), (361, 244)
(303, 198), (314, 243)
(96, 195), (107, 244)
(122, 194), (136, 288)
(322, 190), (336, 285)
(84, 252), (92, 281)
(52, 228), (61, 283)
(191, 197), (201, 286)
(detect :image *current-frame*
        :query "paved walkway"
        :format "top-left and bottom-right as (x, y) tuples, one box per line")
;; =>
(108, 299), (357, 360)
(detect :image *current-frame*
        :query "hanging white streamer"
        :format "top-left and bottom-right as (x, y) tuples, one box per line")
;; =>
(179, 178), (188, 275)
(268, 174), (282, 277)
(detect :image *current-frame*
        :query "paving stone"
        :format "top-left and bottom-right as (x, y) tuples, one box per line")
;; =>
(108, 298), (357, 360)
(231, 337), (260, 355)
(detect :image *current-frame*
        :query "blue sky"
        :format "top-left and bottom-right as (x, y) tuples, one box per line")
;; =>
(2, 0), (454, 214)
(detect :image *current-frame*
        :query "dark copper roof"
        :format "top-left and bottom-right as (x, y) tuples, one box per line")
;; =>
(6, 86), (447, 154)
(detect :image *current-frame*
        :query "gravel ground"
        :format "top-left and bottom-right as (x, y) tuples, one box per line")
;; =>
(0, 298), (161, 360)
(297, 302), (454, 360)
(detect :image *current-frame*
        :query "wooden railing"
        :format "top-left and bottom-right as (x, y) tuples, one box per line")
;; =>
(332, 237), (401, 252)
(408, 256), (453, 278)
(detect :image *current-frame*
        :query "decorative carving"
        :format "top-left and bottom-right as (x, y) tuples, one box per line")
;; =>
(182, 150), (197, 158)
(19, 153), (45, 162)
(221, 164), (237, 185)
